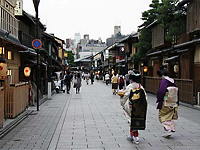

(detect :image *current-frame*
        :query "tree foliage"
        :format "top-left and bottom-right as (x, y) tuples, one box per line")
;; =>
(133, 28), (152, 63)
(131, 0), (187, 63)
(157, 0), (186, 43)
(132, 0), (159, 63)
(66, 51), (75, 66)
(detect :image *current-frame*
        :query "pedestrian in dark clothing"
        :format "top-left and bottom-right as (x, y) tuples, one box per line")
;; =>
(90, 72), (94, 84)
(76, 73), (82, 94)
(65, 71), (72, 94)
(118, 75), (125, 90)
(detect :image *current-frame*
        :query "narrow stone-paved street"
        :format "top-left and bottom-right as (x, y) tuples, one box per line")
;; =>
(0, 80), (200, 150)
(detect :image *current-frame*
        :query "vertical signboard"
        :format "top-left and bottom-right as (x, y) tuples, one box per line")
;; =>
(15, 0), (23, 16)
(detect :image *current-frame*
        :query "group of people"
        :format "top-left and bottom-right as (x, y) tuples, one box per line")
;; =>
(115, 65), (179, 145)
(64, 71), (96, 94)
(64, 71), (82, 94)
(83, 72), (95, 85)
(64, 66), (179, 145)
(104, 72), (126, 94)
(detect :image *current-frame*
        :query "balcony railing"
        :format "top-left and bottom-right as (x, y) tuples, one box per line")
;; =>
(0, 5), (19, 38)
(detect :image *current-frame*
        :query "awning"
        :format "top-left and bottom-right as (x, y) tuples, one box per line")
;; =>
(147, 47), (172, 56)
(19, 48), (37, 56)
(147, 51), (162, 56)
(74, 57), (91, 63)
(164, 55), (179, 63)
(41, 61), (47, 66)
(151, 56), (160, 60)
(175, 49), (189, 53)
(0, 29), (27, 50)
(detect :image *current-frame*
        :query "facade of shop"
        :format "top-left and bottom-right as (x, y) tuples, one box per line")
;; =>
(0, 1), (65, 128)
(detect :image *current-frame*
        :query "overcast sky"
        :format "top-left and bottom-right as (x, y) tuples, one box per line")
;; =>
(23, 0), (152, 42)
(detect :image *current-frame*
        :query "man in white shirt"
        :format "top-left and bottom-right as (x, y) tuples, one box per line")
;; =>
(105, 72), (110, 85)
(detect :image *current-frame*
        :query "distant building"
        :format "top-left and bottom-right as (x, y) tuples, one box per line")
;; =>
(106, 26), (127, 47)
(76, 34), (106, 59)
(66, 38), (75, 53)
(74, 33), (81, 59)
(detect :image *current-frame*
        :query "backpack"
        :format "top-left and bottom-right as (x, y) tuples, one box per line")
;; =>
(119, 77), (124, 85)
(164, 86), (178, 107)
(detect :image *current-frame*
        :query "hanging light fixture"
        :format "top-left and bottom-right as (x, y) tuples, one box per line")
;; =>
(144, 66), (148, 73)
(0, 47), (5, 55)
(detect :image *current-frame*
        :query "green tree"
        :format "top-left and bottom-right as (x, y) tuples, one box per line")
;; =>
(157, 0), (187, 43)
(132, 0), (159, 63)
(141, 0), (160, 26)
(132, 0), (187, 63)
(133, 28), (152, 63)
(65, 51), (75, 67)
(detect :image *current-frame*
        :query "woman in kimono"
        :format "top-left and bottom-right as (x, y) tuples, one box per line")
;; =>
(121, 69), (147, 145)
(156, 65), (179, 138)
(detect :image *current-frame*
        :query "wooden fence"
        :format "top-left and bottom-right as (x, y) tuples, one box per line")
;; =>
(143, 76), (199, 105)
(4, 82), (29, 118)
(0, 87), (4, 128)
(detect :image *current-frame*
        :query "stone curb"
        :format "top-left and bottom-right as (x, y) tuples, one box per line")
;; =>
(0, 109), (33, 139)
(0, 95), (48, 139)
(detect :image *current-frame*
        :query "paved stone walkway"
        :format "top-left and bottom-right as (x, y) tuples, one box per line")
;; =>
(0, 79), (200, 150)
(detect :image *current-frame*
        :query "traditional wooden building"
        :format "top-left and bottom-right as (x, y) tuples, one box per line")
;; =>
(0, 0), (29, 126)
(0, 1), (65, 128)
(143, 0), (200, 105)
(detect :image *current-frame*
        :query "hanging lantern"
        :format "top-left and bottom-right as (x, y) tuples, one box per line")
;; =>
(0, 62), (7, 80)
(144, 66), (148, 73)
(174, 65), (179, 73)
(24, 67), (31, 77)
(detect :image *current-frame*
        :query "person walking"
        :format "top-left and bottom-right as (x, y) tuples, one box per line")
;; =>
(105, 72), (110, 85)
(65, 71), (73, 94)
(90, 72), (94, 84)
(111, 72), (118, 95)
(85, 72), (90, 85)
(118, 75), (125, 90)
(125, 73), (130, 86)
(156, 65), (179, 138)
(121, 69), (147, 145)
(76, 73), (82, 94)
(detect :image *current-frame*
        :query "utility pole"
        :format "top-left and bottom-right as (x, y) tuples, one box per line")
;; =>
(48, 40), (52, 99)
(33, 0), (40, 111)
